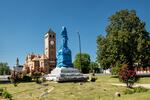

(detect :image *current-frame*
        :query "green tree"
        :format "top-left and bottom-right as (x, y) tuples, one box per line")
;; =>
(0, 62), (10, 75)
(97, 9), (150, 69)
(96, 35), (111, 69)
(73, 53), (91, 73)
(89, 62), (99, 73)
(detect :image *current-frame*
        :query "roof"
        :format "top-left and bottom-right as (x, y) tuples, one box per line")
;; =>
(46, 28), (55, 34)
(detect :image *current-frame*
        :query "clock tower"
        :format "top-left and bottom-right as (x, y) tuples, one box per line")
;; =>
(44, 29), (56, 70)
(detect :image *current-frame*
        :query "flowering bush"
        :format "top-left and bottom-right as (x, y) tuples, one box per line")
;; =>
(31, 69), (43, 83)
(119, 64), (139, 88)
(10, 71), (22, 87)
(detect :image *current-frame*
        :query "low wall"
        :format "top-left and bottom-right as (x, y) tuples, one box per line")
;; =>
(136, 71), (150, 77)
(0, 75), (11, 81)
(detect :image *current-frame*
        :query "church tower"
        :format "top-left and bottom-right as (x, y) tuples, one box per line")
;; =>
(44, 29), (56, 69)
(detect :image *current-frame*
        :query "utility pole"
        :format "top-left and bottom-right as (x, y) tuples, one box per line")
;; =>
(77, 32), (82, 71)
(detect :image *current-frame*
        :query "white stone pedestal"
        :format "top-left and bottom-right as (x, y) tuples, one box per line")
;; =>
(46, 67), (88, 82)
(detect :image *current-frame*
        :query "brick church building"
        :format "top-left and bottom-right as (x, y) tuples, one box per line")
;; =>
(23, 29), (56, 73)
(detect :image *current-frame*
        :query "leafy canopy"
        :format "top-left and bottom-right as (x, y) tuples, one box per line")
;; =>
(97, 9), (150, 69)
(0, 62), (10, 75)
(73, 53), (91, 73)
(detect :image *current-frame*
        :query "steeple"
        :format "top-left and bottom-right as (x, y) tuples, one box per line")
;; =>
(47, 28), (55, 34)
(16, 58), (19, 66)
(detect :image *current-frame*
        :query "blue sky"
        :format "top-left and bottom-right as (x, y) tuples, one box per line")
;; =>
(0, 0), (150, 67)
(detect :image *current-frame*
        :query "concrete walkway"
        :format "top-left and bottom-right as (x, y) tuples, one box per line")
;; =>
(111, 83), (150, 89)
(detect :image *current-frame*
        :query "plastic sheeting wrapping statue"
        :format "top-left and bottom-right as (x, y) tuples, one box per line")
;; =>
(57, 26), (73, 68)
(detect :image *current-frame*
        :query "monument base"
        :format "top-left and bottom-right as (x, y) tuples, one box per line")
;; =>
(46, 68), (88, 82)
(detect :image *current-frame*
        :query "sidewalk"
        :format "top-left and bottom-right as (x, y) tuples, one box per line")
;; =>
(111, 83), (150, 89)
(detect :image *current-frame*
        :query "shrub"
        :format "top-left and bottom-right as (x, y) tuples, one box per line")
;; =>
(124, 87), (148, 94)
(111, 62), (122, 75)
(10, 71), (21, 86)
(124, 88), (134, 94)
(111, 66), (121, 75)
(133, 86), (148, 93)
(2, 91), (12, 99)
(41, 77), (46, 83)
(0, 87), (12, 99)
(22, 76), (32, 82)
(31, 70), (42, 83)
(91, 77), (97, 82)
(0, 87), (3, 92)
(119, 64), (139, 88)
(0, 88), (4, 96)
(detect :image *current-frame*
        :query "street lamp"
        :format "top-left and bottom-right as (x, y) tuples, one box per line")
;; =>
(77, 31), (82, 71)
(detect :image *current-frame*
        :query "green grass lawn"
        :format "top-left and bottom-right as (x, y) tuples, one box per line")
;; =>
(0, 75), (150, 100)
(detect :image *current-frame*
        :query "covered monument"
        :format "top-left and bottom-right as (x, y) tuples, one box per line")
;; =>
(47, 27), (88, 82)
